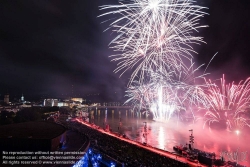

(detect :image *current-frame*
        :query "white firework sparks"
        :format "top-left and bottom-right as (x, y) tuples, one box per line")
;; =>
(125, 67), (208, 121)
(100, 0), (211, 123)
(99, 0), (208, 84)
(99, 1), (250, 130)
(203, 75), (250, 131)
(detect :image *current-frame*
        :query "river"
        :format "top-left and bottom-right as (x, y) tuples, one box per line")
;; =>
(81, 108), (249, 166)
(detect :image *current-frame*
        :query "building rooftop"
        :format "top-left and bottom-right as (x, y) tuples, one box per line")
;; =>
(0, 121), (66, 139)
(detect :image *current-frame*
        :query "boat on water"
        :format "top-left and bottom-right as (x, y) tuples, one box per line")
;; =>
(173, 145), (188, 153)
(173, 130), (246, 167)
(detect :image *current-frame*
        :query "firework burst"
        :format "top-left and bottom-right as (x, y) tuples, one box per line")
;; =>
(100, 0), (212, 123)
(125, 67), (208, 121)
(203, 75), (250, 131)
(99, 0), (207, 84)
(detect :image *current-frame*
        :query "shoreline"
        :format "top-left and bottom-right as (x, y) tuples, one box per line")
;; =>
(70, 118), (204, 167)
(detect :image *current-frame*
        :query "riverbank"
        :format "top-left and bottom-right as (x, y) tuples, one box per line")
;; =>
(65, 118), (205, 167)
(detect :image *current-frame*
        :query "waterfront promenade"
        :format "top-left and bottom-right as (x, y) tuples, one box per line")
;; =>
(68, 118), (205, 167)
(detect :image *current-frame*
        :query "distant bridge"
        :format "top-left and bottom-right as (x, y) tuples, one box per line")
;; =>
(81, 106), (132, 109)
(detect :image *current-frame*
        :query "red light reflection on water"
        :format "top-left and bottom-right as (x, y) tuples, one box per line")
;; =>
(74, 118), (207, 167)
(80, 110), (250, 166)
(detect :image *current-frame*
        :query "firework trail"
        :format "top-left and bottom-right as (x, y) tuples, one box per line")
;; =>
(99, 0), (207, 85)
(125, 67), (208, 121)
(100, 0), (210, 123)
(203, 75), (250, 131)
(99, 1), (250, 131)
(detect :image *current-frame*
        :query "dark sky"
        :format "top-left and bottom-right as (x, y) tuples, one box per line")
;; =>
(0, 0), (249, 101)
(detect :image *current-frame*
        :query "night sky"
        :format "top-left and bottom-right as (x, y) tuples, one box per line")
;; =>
(0, 0), (249, 102)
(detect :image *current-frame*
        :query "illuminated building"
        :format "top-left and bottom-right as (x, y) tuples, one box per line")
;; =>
(43, 99), (58, 106)
(71, 98), (84, 103)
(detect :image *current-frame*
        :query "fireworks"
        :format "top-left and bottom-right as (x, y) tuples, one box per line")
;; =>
(100, 0), (208, 122)
(125, 68), (208, 121)
(203, 75), (250, 131)
(99, 0), (250, 130)
(99, 0), (207, 84)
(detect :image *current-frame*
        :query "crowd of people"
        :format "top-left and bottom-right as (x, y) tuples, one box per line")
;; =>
(65, 119), (190, 167)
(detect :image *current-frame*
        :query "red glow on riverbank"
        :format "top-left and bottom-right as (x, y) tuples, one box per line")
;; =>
(74, 118), (205, 167)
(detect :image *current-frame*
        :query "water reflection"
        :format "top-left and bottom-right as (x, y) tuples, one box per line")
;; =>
(158, 127), (165, 149)
(84, 108), (249, 166)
